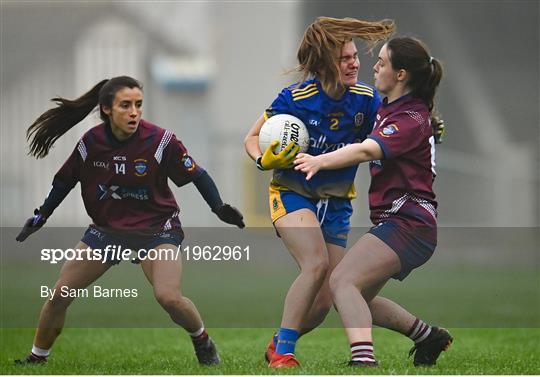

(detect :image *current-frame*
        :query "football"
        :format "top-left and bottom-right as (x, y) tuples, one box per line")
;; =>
(259, 114), (310, 154)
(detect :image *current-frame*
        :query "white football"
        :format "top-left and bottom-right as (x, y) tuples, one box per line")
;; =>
(259, 114), (310, 154)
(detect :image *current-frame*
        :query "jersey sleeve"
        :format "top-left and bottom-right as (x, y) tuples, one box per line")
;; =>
(164, 134), (204, 187)
(53, 143), (82, 189)
(264, 87), (293, 120)
(368, 112), (427, 159)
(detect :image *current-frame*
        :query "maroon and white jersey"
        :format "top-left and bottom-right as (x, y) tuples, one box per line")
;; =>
(55, 119), (203, 231)
(367, 95), (437, 228)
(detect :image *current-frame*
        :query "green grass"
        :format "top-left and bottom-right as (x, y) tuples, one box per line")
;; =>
(1, 327), (539, 374)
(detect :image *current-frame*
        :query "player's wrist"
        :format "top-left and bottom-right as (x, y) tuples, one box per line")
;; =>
(256, 156), (266, 171)
(36, 207), (49, 220)
(316, 155), (327, 171)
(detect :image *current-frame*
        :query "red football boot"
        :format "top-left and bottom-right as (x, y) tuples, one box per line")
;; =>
(268, 353), (300, 368)
(264, 336), (276, 363)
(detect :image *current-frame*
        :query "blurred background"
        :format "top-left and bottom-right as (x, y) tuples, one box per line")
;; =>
(1, 1), (538, 329)
(1, 1), (538, 228)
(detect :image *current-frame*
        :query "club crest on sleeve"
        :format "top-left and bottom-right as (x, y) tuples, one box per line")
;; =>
(134, 159), (148, 177)
(380, 124), (399, 137)
(181, 154), (195, 171)
(354, 112), (364, 127)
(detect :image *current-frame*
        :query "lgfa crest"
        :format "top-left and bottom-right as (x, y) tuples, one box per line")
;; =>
(354, 112), (364, 127)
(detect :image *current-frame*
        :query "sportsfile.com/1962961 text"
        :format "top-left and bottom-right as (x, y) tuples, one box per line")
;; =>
(39, 245), (250, 264)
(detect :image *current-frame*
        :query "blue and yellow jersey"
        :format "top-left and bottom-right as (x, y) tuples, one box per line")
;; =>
(265, 78), (381, 199)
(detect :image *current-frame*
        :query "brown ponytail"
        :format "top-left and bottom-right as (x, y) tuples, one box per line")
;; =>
(386, 37), (443, 112)
(27, 75), (142, 158)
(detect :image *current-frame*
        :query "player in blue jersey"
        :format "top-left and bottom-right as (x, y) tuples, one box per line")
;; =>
(244, 17), (395, 368)
(295, 37), (452, 367)
(14, 76), (244, 366)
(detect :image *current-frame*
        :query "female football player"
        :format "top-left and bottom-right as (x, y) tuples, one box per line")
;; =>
(244, 17), (394, 368)
(294, 37), (452, 367)
(15, 76), (244, 366)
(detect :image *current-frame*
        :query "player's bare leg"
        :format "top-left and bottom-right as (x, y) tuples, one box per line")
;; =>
(330, 233), (401, 366)
(357, 259), (453, 366)
(369, 296), (416, 332)
(368, 295), (452, 365)
(265, 242), (344, 363)
(275, 210), (329, 331)
(300, 243), (345, 334)
(141, 247), (202, 331)
(140, 244), (219, 365)
(16, 242), (112, 364)
(268, 209), (328, 367)
(358, 264), (429, 334)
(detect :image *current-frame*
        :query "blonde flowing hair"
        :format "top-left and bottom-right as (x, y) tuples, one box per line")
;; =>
(296, 17), (395, 97)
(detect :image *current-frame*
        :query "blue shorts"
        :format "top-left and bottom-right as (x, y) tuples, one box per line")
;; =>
(269, 187), (353, 247)
(81, 226), (184, 265)
(368, 220), (436, 280)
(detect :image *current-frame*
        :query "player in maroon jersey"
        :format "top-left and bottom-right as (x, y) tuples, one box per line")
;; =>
(14, 76), (244, 366)
(294, 37), (452, 367)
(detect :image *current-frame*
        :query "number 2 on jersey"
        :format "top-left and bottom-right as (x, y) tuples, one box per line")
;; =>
(330, 117), (340, 131)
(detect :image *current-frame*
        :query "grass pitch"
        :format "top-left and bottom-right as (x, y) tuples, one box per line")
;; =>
(1, 327), (539, 374)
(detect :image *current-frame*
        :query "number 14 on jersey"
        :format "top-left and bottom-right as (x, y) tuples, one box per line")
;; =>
(115, 163), (126, 175)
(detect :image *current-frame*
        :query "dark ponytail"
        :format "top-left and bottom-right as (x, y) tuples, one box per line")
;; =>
(27, 75), (142, 158)
(386, 37), (443, 112)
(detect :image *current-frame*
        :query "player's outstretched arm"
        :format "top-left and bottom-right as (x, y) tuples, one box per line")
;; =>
(294, 139), (383, 180)
(193, 171), (245, 228)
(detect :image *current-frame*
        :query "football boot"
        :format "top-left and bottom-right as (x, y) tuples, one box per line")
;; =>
(193, 336), (220, 366)
(409, 327), (453, 366)
(268, 353), (300, 368)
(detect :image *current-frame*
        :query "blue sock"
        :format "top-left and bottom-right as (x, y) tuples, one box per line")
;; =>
(273, 332), (278, 347)
(275, 327), (299, 355)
